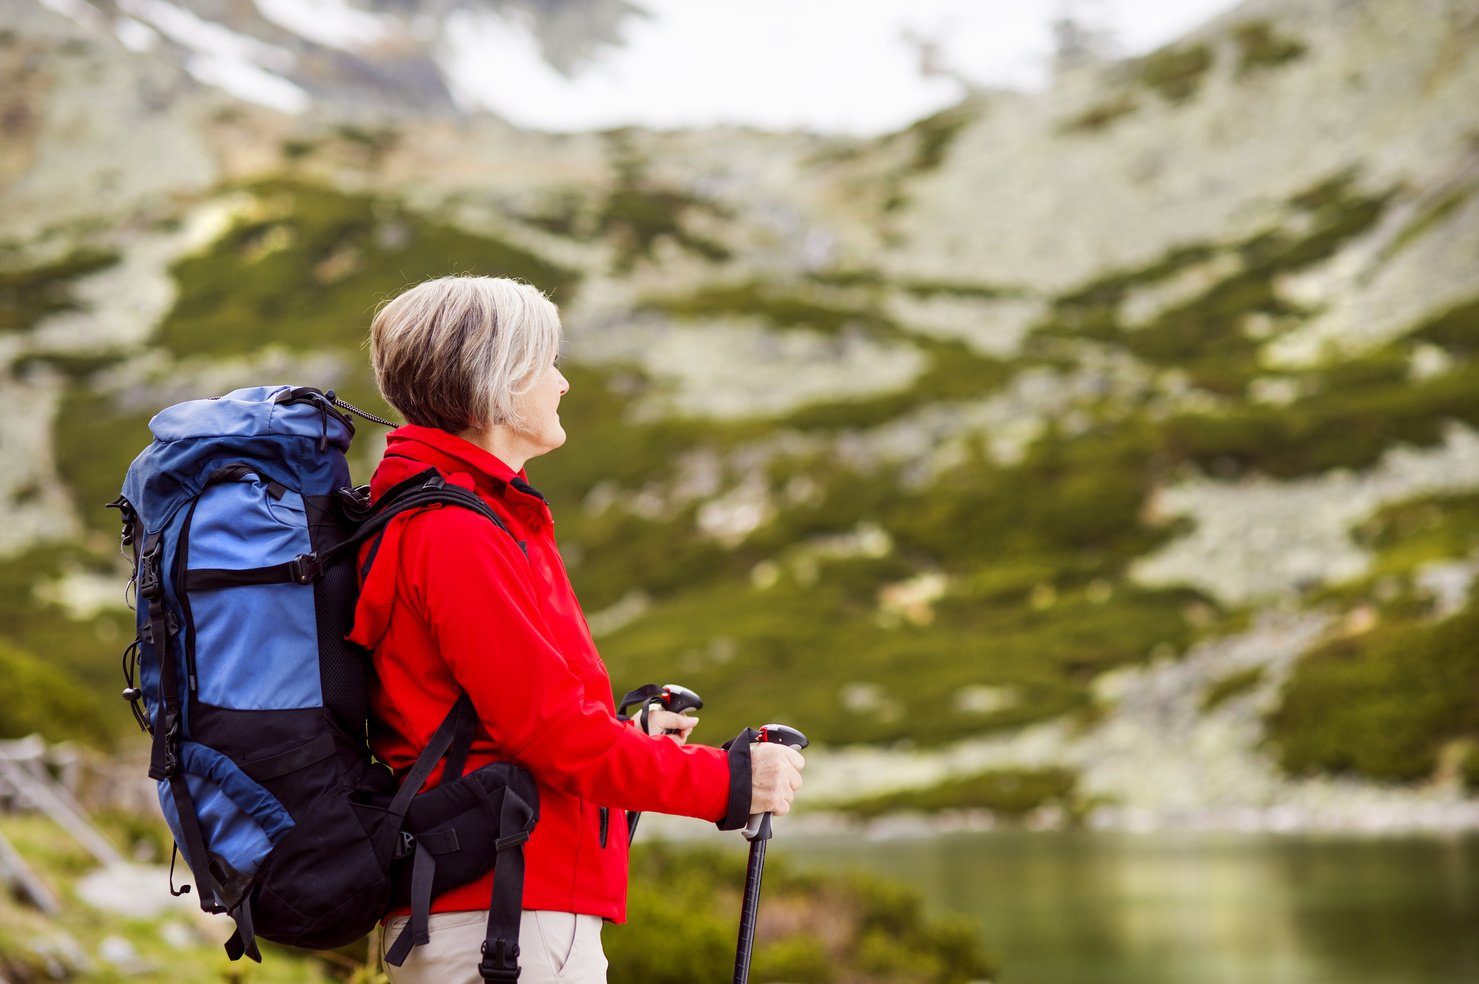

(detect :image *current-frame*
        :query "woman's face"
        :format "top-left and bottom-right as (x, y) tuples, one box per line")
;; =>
(513, 362), (570, 461)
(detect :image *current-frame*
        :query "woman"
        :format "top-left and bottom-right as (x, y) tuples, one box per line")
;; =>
(348, 275), (805, 983)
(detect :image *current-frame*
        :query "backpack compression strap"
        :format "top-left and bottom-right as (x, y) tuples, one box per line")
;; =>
(380, 696), (537, 981)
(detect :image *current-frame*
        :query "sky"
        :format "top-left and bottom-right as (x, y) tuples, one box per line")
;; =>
(439, 0), (1249, 135)
(44, 0), (1249, 134)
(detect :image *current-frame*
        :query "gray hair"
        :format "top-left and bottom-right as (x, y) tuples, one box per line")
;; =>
(370, 276), (562, 432)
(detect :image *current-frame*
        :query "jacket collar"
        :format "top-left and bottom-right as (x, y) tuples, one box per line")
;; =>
(371, 424), (552, 529)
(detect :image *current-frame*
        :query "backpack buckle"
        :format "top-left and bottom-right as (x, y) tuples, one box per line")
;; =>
(289, 553), (321, 584)
(138, 539), (164, 600)
(395, 831), (415, 860)
(478, 939), (520, 982)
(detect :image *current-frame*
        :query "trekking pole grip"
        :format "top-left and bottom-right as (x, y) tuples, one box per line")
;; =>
(742, 724), (808, 842)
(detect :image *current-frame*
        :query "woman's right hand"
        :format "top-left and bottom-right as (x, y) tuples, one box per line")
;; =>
(750, 742), (806, 816)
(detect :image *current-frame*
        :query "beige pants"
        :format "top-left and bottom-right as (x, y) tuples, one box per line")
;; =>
(382, 909), (608, 984)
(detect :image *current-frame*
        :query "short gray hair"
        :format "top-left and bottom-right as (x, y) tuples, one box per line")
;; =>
(370, 276), (562, 432)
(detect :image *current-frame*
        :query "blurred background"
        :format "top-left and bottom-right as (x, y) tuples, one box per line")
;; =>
(2, 0), (1478, 981)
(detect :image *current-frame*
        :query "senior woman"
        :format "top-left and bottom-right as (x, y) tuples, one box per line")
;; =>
(347, 275), (805, 984)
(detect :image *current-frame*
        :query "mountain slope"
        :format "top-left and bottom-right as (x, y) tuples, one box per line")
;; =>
(3, 0), (1479, 830)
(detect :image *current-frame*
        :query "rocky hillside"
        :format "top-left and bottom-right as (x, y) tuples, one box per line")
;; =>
(3, 0), (1479, 831)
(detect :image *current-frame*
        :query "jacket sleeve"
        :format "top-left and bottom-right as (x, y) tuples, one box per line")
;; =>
(402, 507), (744, 824)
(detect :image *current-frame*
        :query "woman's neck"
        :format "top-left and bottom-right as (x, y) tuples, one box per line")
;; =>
(457, 424), (530, 474)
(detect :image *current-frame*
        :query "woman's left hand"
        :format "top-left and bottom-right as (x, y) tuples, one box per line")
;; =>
(645, 709), (698, 744)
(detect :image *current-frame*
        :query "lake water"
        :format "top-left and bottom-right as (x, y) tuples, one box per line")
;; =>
(785, 829), (1479, 984)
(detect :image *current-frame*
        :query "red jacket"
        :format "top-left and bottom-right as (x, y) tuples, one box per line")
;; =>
(347, 425), (736, 921)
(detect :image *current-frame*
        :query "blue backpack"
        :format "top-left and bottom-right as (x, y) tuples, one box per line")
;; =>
(112, 385), (538, 981)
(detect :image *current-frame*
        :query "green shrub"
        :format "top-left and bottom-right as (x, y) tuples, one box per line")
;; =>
(0, 247), (119, 331)
(1411, 295), (1479, 354)
(0, 545), (131, 743)
(901, 103), (978, 173)
(640, 279), (894, 336)
(1060, 95), (1140, 134)
(0, 640), (110, 743)
(597, 142), (730, 271)
(156, 179), (579, 360)
(1267, 594), (1479, 780)
(1201, 666), (1266, 712)
(1232, 20), (1307, 75)
(1133, 43), (1214, 103)
(608, 844), (994, 984)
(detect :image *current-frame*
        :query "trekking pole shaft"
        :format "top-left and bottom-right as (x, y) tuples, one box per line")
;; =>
(733, 836), (768, 984)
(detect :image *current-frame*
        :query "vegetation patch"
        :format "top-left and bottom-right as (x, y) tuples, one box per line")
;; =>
(898, 102), (978, 174)
(0, 640), (110, 743)
(1409, 294), (1479, 354)
(156, 178), (579, 361)
(1045, 174), (1395, 393)
(0, 813), (346, 982)
(53, 387), (157, 535)
(583, 843), (993, 983)
(1131, 42), (1215, 103)
(598, 141), (731, 271)
(1232, 20), (1308, 76)
(595, 423), (1207, 747)
(836, 767), (1081, 821)
(1354, 491), (1479, 576)
(1201, 665), (1266, 713)
(0, 544), (131, 744)
(1160, 326), (1479, 480)
(1384, 184), (1476, 260)
(780, 339), (1013, 432)
(1267, 591), (1479, 781)
(1060, 94), (1140, 135)
(0, 247), (119, 332)
(640, 279), (894, 336)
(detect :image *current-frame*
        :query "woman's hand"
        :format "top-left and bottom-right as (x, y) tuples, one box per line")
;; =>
(645, 708), (699, 744)
(750, 742), (805, 816)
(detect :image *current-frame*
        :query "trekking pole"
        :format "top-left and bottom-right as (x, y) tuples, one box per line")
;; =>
(620, 684), (703, 843)
(734, 724), (808, 984)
